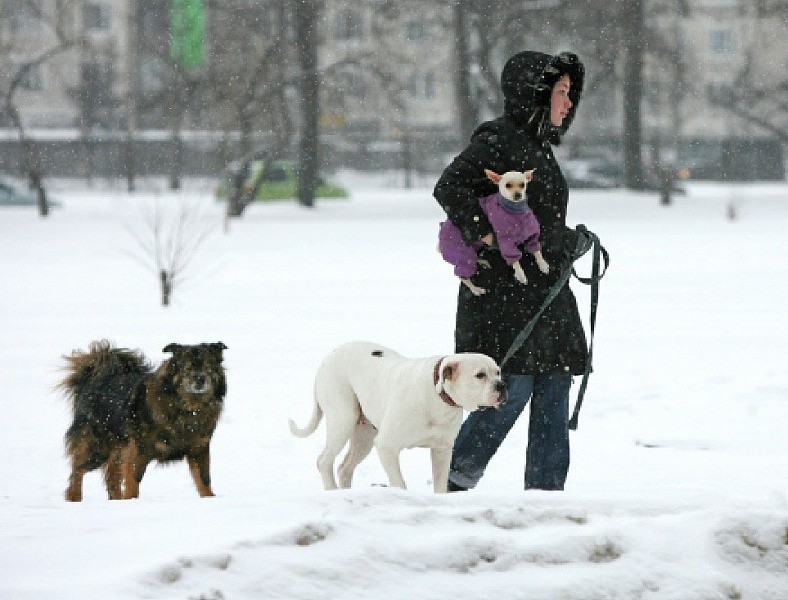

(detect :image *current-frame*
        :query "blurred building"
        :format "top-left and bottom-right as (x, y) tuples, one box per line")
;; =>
(0, 1), (123, 128)
(318, 2), (454, 142)
(0, 0), (784, 178)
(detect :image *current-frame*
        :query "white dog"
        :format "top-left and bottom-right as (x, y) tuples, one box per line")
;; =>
(289, 341), (505, 493)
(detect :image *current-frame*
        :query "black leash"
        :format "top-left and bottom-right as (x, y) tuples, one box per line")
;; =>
(498, 225), (609, 430)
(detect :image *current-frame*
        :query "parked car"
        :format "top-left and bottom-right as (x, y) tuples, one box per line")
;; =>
(217, 156), (348, 204)
(0, 179), (61, 207)
(562, 157), (685, 194)
(562, 159), (618, 189)
(677, 138), (785, 181)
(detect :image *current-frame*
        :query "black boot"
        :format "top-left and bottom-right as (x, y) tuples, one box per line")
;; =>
(447, 480), (467, 492)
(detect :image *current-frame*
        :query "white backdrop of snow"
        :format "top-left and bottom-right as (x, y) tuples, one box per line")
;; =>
(1, 175), (787, 599)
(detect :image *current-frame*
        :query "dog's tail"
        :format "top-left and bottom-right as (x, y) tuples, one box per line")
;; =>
(57, 340), (151, 409)
(288, 397), (323, 438)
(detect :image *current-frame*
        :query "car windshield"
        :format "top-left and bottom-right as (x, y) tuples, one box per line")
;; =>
(263, 164), (287, 182)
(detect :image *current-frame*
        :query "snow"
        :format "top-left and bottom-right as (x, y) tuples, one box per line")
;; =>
(1, 175), (787, 599)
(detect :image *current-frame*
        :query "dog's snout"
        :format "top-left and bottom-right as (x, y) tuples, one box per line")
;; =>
(193, 373), (208, 390)
(495, 379), (507, 404)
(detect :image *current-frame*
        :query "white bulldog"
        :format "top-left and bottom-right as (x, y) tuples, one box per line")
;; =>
(289, 341), (505, 493)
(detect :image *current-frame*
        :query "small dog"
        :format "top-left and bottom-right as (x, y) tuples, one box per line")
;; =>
(59, 340), (228, 501)
(289, 341), (505, 493)
(439, 168), (549, 296)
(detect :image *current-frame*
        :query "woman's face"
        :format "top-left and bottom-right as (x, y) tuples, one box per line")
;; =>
(550, 74), (572, 127)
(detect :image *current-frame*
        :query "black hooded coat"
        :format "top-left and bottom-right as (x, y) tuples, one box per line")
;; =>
(434, 51), (588, 375)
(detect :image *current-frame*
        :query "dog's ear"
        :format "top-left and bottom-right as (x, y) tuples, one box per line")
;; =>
(524, 168), (536, 182)
(441, 361), (460, 384)
(208, 342), (228, 359)
(162, 343), (182, 354)
(484, 169), (502, 184)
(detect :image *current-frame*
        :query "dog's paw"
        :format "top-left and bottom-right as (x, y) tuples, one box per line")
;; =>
(477, 258), (491, 269)
(538, 261), (550, 275)
(462, 279), (487, 296)
(512, 262), (528, 285)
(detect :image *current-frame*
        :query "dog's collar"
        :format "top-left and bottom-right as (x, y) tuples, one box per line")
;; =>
(433, 358), (459, 408)
(496, 193), (529, 214)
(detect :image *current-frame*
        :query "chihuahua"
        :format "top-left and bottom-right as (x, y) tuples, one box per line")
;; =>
(438, 168), (549, 296)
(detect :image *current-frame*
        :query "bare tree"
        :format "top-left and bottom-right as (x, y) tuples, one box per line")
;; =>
(461, 0), (568, 121)
(452, 1), (476, 145)
(293, 0), (323, 208)
(124, 0), (141, 192)
(708, 80), (787, 143)
(0, 1), (85, 216)
(68, 50), (121, 185)
(441, 0), (692, 188)
(706, 24), (788, 144)
(206, 1), (295, 159)
(622, 0), (646, 189)
(363, 2), (453, 184)
(125, 196), (217, 307)
(123, 0), (208, 191)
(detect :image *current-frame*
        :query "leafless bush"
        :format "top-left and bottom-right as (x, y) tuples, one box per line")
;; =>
(124, 195), (218, 306)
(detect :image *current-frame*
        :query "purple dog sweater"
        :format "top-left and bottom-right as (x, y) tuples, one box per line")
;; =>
(439, 192), (542, 278)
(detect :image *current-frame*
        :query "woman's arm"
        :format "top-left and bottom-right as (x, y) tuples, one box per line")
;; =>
(433, 127), (500, 245)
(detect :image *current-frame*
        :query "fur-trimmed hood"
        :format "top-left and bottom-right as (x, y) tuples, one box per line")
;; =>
(501, 50), (584, 144)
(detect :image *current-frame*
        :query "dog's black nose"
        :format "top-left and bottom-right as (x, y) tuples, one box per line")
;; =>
(195, 374), (207, 387)
(495, 380), (507, 404)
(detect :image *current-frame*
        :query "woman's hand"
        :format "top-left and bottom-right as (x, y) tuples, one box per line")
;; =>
(481, 233), (495, 246)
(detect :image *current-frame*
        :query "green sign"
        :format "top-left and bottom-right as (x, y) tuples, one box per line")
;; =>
(170, 0), (204, 68)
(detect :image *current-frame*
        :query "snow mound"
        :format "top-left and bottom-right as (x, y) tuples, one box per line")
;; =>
(137, 491), (788, 600)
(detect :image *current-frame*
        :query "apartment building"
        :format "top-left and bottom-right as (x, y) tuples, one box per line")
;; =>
(319, 1), (455, 137)
(0, 1), (131, 128)
(0, 1), (784, 160)
(643, 0), (786, 141)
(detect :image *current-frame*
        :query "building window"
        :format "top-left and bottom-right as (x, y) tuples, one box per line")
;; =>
(335, 8), (362, 41)
(406, 72), (436, 99)
(79, 62), (114, 127)
(83, 3), (111, 32)
(339, 71), (366, 100)
(424, 72), (435, 98)
(407, 73), (418, 97)
(7, 2), (40, 34)
(9, 58), (44, 91)
(707, 81), (733, 104)
(406, 20), (425, 44)
(19, 64), (44, 91)
(709, 28), (735, 55)
(140, 57), (165, 93)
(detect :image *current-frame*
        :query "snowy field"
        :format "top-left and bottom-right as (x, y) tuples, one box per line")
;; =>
(1, 173), (787, 599)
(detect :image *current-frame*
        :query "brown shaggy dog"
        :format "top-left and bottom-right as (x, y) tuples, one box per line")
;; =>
(59, 340), (228, 501)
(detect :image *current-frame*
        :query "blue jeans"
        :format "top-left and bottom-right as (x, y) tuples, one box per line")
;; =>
(448, 373), (571, 490)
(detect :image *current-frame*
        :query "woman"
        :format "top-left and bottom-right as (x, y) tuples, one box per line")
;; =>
(433, 50), (587, 491)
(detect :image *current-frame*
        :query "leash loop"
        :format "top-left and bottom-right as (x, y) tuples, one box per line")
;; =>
(498, 224), (608, 430)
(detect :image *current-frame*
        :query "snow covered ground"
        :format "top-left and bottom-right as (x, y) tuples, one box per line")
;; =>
(1, 174), (787, 599)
